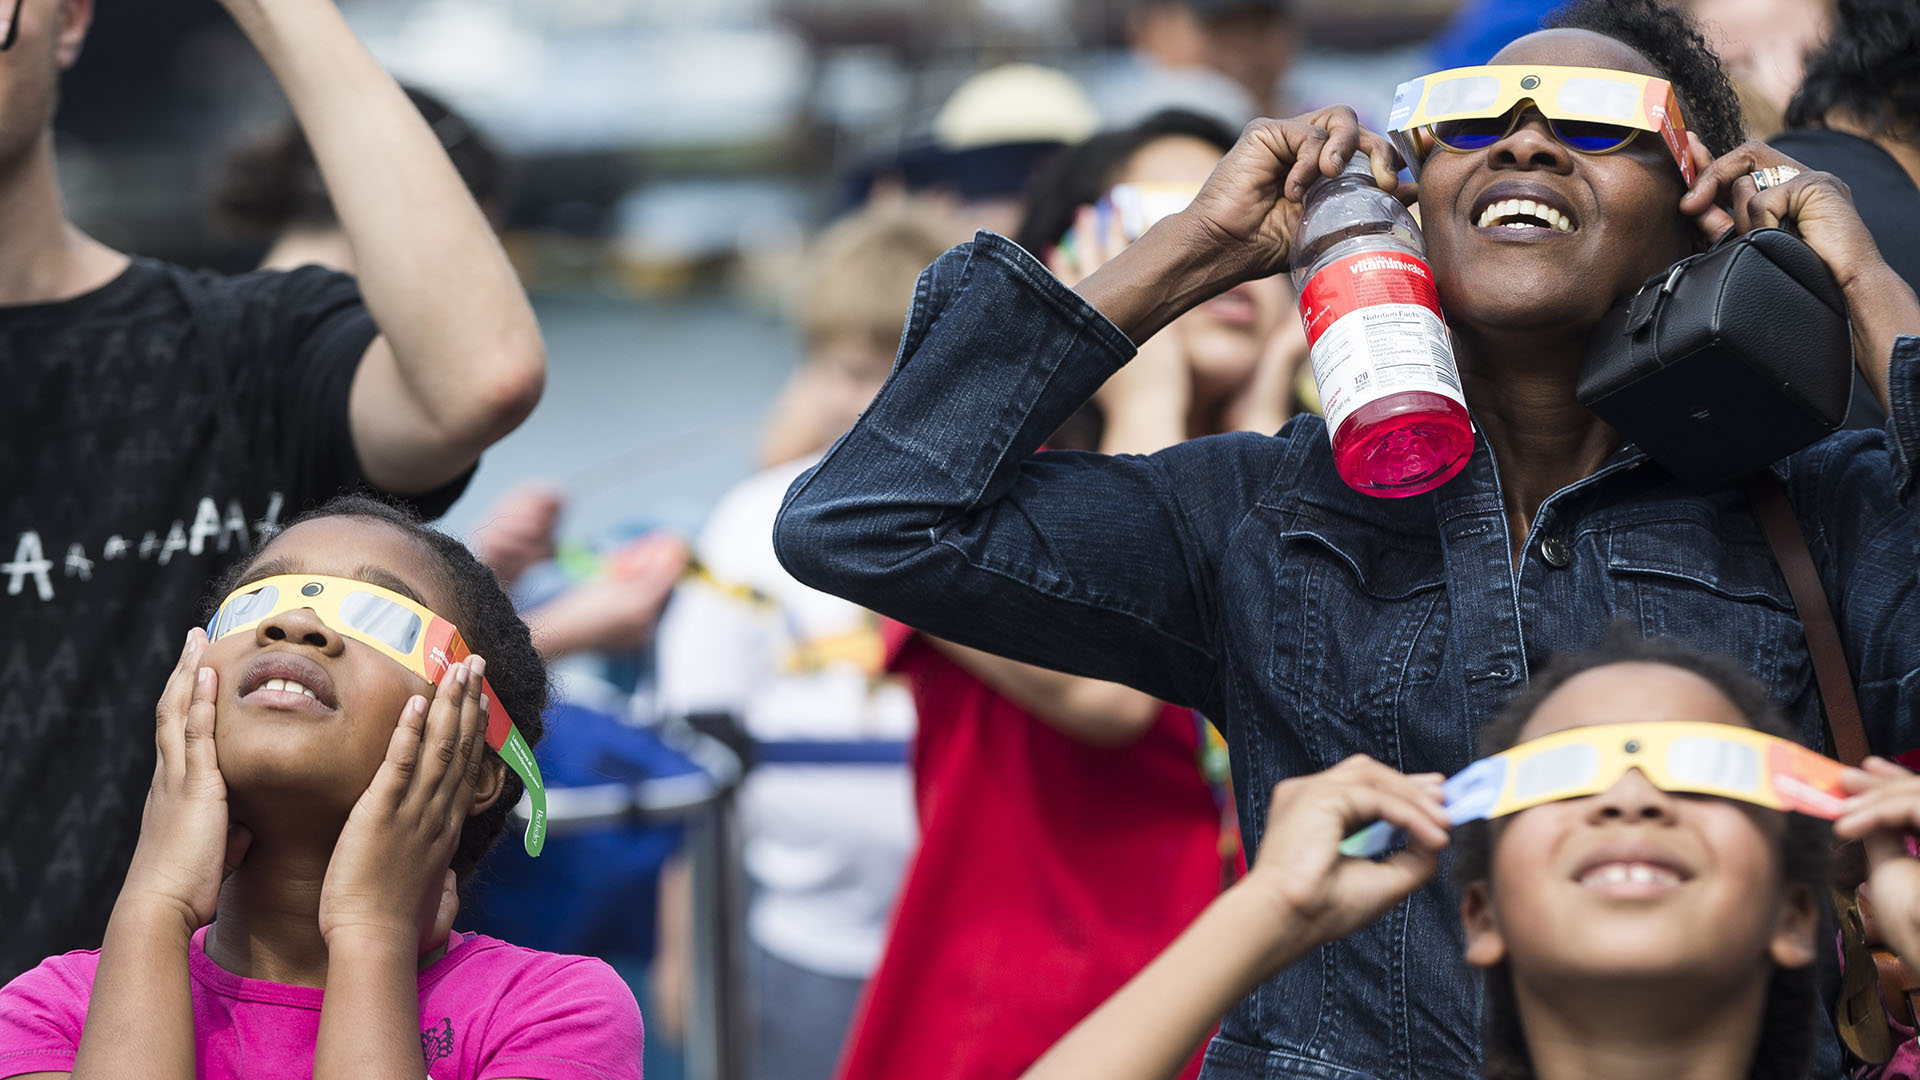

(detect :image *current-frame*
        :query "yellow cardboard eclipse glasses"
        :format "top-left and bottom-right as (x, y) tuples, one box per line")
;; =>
(1341, 721), (1848, 857)
(207, 574), (546, 856)
(1387, 65), (1695, 186)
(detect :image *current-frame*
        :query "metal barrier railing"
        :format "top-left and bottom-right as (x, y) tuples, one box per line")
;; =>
(513, 719), (748, 1080)
(510, 715), (907, 1080)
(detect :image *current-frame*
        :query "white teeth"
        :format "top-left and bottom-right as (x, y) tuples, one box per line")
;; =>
(1580, 861), (1680, 887)
(260, 677), (317, 700)
(1475, 197), (1574, 232)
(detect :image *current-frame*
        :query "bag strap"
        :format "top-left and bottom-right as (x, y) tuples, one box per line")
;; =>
(1748, 473), (1912, 1067)
(1745, 472), (1868, 766)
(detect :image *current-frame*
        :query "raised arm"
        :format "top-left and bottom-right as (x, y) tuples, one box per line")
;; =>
(773, 230), (1232, 708)
(1676, 141), (1920, 757)
(67, 633), (249, 1080)
(1020, 758), (1450, 1080)
(909, 201), (1308, 745)
(218, 0), (545, 496)
(929, 638), (1166, 746)
(774, 111), (1401, 708)
(313, 659), (490, 1080)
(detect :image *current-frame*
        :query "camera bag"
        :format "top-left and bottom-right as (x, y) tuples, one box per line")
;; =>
(1577, 228), (1852, 490)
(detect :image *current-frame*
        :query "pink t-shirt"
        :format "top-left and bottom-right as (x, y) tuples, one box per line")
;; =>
(0, 927), (641, 1080)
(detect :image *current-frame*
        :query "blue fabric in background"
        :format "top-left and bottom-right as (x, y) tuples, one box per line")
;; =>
(460, 701), (700, 961)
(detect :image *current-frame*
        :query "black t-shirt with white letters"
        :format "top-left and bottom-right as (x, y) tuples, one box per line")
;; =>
(0, 258), (465, 977)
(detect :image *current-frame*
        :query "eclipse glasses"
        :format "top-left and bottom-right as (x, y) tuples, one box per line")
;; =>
(1341, 721), (1849, 858)
(207, 574), (547, 856)
(1387, 65), (1695, 186)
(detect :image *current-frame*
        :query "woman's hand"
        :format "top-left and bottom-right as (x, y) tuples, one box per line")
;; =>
(318, 655), (491, 956)
(1178, 108), (1409, 287)
(1238, 756), (1450, 968)
(116, 629), (251, 934)
(1679, 140), (1920, 409)
(1075, 108), (1404, 346)
(1680, 140), (1885, 291)
(1836, 757), (1920, 968)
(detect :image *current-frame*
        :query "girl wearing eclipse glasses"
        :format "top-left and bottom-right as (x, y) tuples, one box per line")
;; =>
(772, 0), (1920, 1074)
(0, 497), (640, 1080)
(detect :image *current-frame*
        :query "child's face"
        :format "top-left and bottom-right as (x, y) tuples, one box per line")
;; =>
(1461, 662), (1819, 985)
(205, 517), (455, 821)
(1116, 134), (1289, 404)
(803, 335), (896, 433)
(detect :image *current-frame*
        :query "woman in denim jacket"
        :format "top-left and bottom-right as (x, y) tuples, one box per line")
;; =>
(773, 1), (1920, 1077)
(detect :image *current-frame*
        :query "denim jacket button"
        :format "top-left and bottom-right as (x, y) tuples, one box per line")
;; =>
(1540, 536), (1573, 568)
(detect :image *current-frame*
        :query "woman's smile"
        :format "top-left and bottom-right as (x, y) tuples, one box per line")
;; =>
(1417, 31), (1700, 335)
(1470, 180), (1581, 239)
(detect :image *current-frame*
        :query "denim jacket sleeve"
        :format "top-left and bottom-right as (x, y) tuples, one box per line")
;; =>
(1789, 334), (1920, 752)
(773, 231), (1295, 712)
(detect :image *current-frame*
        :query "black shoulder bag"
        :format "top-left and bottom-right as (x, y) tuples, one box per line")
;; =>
(1578, 227), (1853, 490)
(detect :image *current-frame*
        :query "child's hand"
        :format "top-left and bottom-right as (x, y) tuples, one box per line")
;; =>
(1219, 301), (1308, 436)
(1836, 757), (1920, 965)
(1240, 756), (1450, 964)
(529, 532), (690, 659)
(318, 656), (491, 956)
(471, 484), (565, 587)
(118, 629), (252, 934)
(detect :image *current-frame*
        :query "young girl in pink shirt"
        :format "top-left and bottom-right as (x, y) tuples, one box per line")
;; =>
(0, 496), (642, 1080)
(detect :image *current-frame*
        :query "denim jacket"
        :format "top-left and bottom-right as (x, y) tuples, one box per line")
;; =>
(773, 232), (1920, 1079)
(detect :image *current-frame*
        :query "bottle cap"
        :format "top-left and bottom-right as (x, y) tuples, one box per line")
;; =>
(1342, 151), (1373, 177)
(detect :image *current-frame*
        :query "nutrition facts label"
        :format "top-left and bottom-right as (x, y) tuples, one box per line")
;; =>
(1298, 249), (1466, 433)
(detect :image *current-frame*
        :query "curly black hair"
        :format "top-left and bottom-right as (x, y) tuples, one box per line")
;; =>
(205, 493), (550, 882)
(1543, 0), (1748, 158)
(1452, 630), (1828, 1080)
(213, 86), (507, 239)
(1785, 0), (1920, 138)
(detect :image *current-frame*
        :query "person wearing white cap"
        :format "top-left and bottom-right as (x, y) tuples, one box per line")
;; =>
(841, 63), (1098, 238)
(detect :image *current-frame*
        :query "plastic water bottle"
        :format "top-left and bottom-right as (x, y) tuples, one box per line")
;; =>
(1292, 152), (1472, 497)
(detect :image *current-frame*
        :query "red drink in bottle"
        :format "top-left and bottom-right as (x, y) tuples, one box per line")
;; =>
(1292, 153), (1472, 497)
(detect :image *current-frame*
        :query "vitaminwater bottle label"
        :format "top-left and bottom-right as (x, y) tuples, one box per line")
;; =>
(1297, 250), (1465, 435)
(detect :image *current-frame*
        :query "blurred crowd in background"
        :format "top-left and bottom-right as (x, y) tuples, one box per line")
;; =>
(52, 0), (1846, 539)
(28, 0), (1909, 1078)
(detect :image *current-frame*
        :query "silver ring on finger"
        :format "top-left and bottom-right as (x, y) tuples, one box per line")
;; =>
(1749, 165), (1802, 191)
